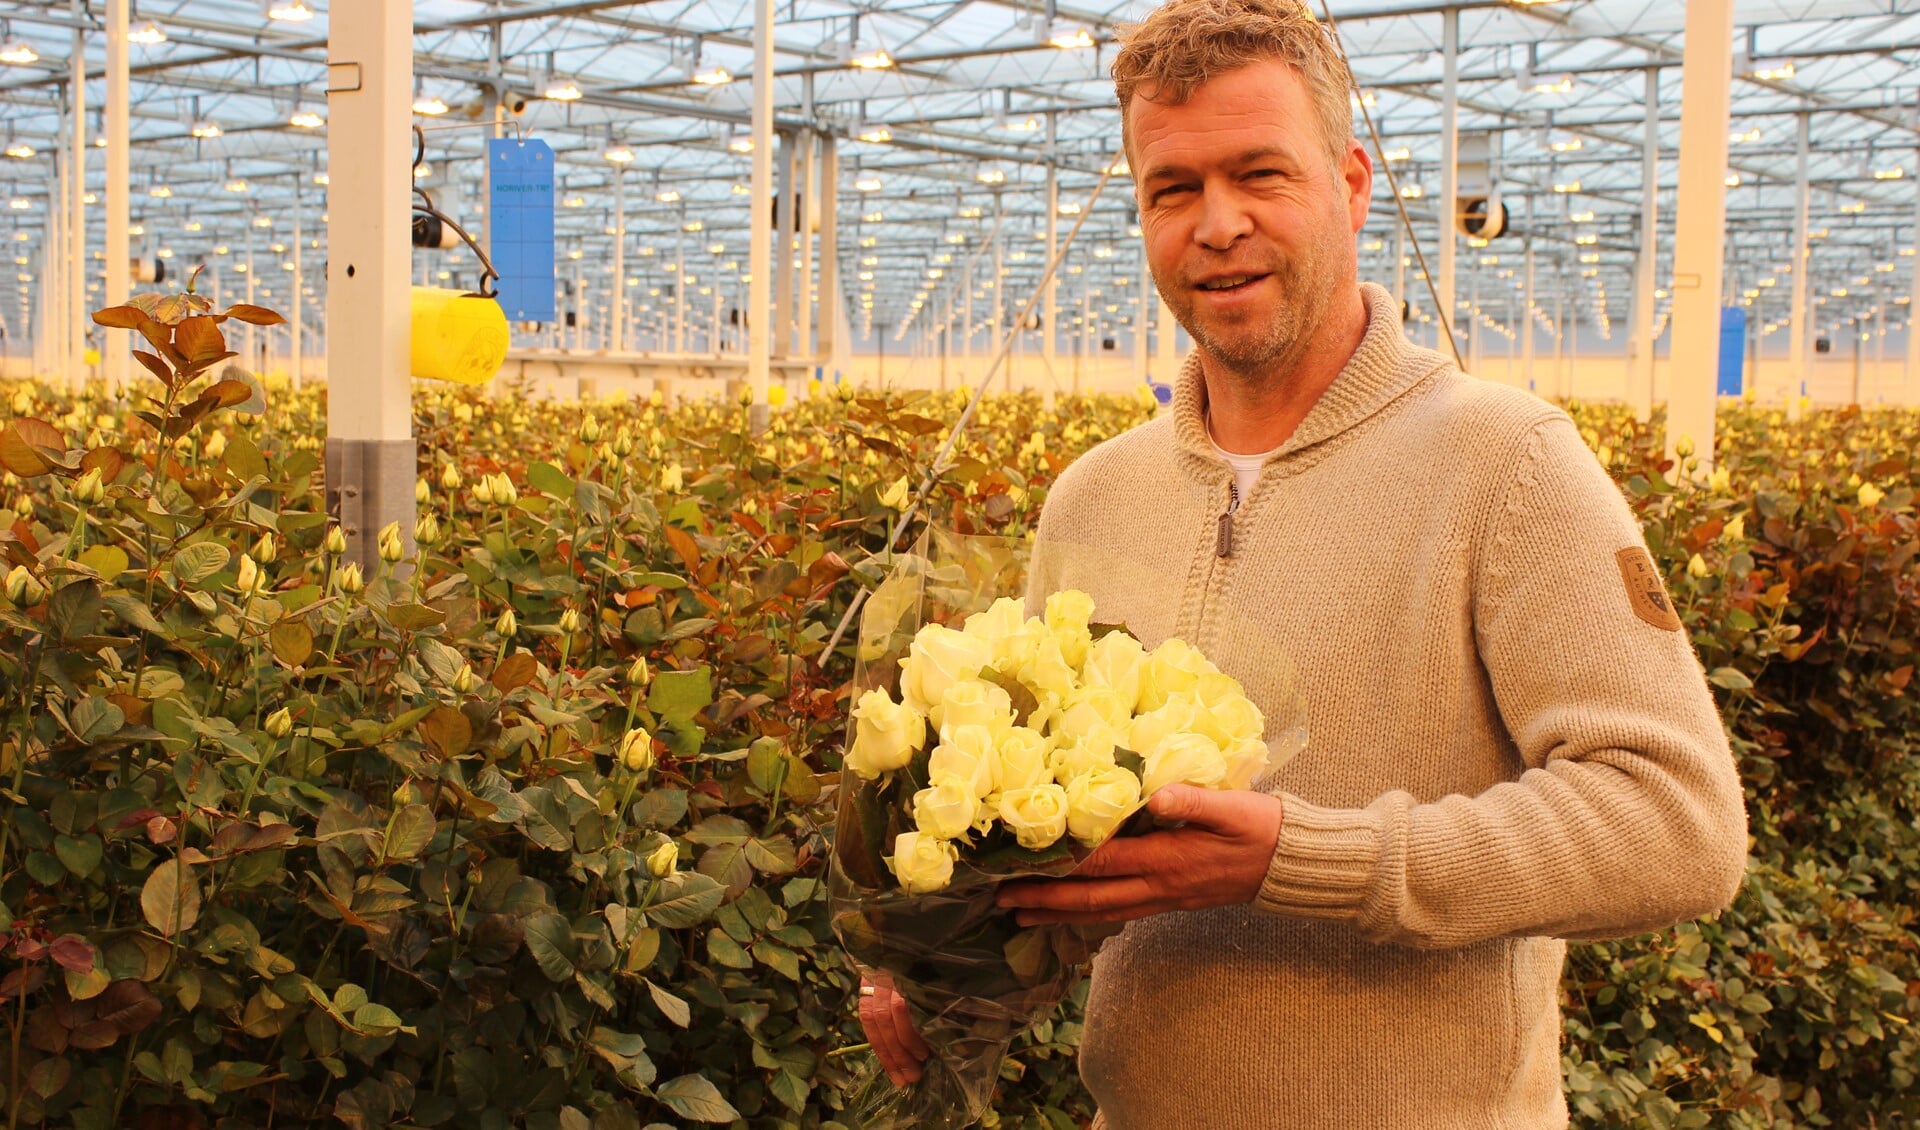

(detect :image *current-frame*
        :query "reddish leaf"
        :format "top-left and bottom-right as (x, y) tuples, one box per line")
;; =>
(135, 320), (185, 370)
(220, 303), (286, 326)
(200, 379), (254, 409)
(130, 350), (174, 384)
(91, 305), (153, 329)
(95, 978), (161, 1034)
(663, 525), (702, 573)
(174, 316), (228, 364)
(0, 965), (47, 1001)
(81, 447), (125, 482)
(491, 652), (538, 694)
(0, 418), (65, 477)
(48, 936), (94, 974)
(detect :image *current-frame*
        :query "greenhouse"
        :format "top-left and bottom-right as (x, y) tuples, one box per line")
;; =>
(0, 0), (1915, 1126)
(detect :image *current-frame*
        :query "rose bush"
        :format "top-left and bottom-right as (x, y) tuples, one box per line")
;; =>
(0, 298), (1916, 1130)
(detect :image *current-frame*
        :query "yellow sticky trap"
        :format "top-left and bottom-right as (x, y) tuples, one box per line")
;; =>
(410, 287), (508, 385)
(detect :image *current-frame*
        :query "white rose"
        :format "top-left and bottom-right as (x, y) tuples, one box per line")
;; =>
(996, 726), (1054, 792)
(887, 831), (958, 894)
(1138, 637), (1219, 713)
(1065, 765), (1143, 846)
(1140, 732), (1228, 795)
(961, 598), (1038, 672)
(1220, 737), (1272, 790)
(898, 625), (993, 713)
(1190, 672), (1265, 747)
(1016, 632), (1078, 704)
(928, 724), (999, 799)
(1048, 731), (1119, 786)
(912, 775), (981, 840)
(1054, 685), (1131, 744)
(1129, 694), (1201, 760)
(1044, 590), (1097, 669)
(997, 784), (1071, 850)
(929, 679), (1015, 742)
(846, 689), (926, 779)
(1079, 630), (1148, 714)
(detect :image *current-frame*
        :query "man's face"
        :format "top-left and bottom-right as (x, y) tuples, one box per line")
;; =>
(1130, 59), (1372, 381)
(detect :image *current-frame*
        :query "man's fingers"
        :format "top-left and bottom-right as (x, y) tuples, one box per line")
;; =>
(888, 989), (932, 1064)
(1146, 783), (1209, 824)
(999, 876), (1156, 913)
(858, 990), (912, 1084)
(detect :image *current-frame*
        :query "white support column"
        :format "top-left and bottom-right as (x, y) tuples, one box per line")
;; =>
(819, 136), (841, 376)
(1044, 126), (1059, 400)
(992, 198), (1006, 391)
(961, 257), (974, 388)
(611, 168), (625, 353)
(774, 129), (795, 360)
(1437, 7), (1459, 336)
(325, 0), (415, 567)
(797, 130), (815, 361)
(1522, 233), (1536, 394)
(1391, 221), (1407, 315)
(746, 0), (774, 425)
(1789, 113), (1811, 419)
(1664, 0), (1734, 478)
(1629, 66), (1659, 422)
(1874, 301), (1885, 403)
(289, 184), (301, 387)
(69, 6), (86, 387)
(1910, 165), (1920, 407)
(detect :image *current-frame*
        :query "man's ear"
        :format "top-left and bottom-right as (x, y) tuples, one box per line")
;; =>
(1342, 140), (1374, 234)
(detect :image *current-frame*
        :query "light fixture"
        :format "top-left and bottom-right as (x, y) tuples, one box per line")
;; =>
(3, 143), (30, 159)
(1547, 133), (1583, 153)
(148, 184), (172, 198)
(655, 188), (681, 203)
(412, 96), (449, 116)
(289, 109), (324, 129)
(855, 173), (883, 192)
(128, 20), (167, 45)
(682, 219), (703, 232)
(1574, 233), (1598, 245)
(859, 236), (878, 248)
(265, 0), (314, 22)
(1522, 73), (1574, 96)
(690, 65), (732, 86)
(1552, 180), (1581, 193)
(225, 178), (249, 193)
(862, 210), (884, 223)
(6, 197), (27, 210)
(190, 118), (223, 138)
(413, 162), (431, 179)
(184, 219), (201, 231)
(1382, 146), (1411, 162)
(726, 131), (754, 154)
(1107, 157), (1131, 176)
(855, 121), (893, 144)
(1724, 173), (1741, 187)
(252, 214), (272, 228)
(1350, 89), (1376, 109)
(1743, 57), (1795, 82)
(1579, 253), (1601, 264)
(974, 163), (1007, 185)
(1057, 201), (1082, 216)
(0, 40), (38, 65)
(1000, 114), (1041, 133)
(603, 143), (635, 163)
(945, 232), (966, 244)
(1047, 20), (1095, 49)
(127, 223), (144, 235)
(312, 171), (329, 185)
(544, 78), (583, 101)
(1569, 210), (1595, 222)
(1875, 165), (1906, 180)
(1399, 184), (1424, 199)
(730, 182), (749, 195)
(1730, 126), (1761, 144)
(82, 191), (96, 204)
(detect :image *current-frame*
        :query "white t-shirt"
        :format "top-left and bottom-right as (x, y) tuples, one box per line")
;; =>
(1208, 429), (1280, 503)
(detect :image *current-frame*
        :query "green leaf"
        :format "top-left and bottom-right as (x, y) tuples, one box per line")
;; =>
(646, 872), (723, 929)
(647, 981), (691, 1027)
(1709, 666), (1754, 691)
(54, 834), (103, 878)
(170, 542), (230, 586)
(350, 1002), (410, 1037)
(69, 696), (125, 743)
(769, 1069), (809, 1113)
(523, 912), (578, 981)
(751, 940), (801, 981)
(706, 928), (752, 969)
(526, 461), (576, 499)
(384, 602), (446, 631)
(630, 788), (687, 829)
(383, 805), (436, 862)
(76, 544), (129, 583)
(140, 859), (202, 936)
(655, 1074), (740, 1123)
(647, 666), (713, 720)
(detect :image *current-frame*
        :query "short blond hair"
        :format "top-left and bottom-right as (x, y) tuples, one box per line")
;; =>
(1111, 0), (1355, 170)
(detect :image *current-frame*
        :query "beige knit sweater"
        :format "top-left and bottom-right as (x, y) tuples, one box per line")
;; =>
(1025, 282), (1749, 1129)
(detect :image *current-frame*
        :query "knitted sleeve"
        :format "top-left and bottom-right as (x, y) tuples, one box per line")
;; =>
(1251, 415), (1749, 950)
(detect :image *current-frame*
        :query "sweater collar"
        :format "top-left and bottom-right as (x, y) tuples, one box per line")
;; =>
(1171, 282), (1439, 476)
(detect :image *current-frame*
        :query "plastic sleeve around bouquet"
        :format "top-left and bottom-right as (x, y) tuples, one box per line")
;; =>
(827, 528), (1309, 1128)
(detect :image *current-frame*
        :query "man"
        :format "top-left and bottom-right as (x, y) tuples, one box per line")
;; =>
(859, 0), (1749, 1124)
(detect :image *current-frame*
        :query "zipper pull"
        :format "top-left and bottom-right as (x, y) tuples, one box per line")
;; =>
(1216, 482), (1238, 558)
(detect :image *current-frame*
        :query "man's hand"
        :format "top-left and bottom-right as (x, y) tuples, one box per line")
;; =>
(995, 784), (1285, 926)
(857, 972), (930, 1087)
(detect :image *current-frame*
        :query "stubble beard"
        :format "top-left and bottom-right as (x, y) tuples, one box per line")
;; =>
(1160, 217), (1348, 390)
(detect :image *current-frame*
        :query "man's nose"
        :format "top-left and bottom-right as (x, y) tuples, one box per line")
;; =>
(1192, 185), (1254, 251)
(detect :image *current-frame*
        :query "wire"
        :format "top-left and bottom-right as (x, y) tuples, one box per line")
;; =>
(411, 125), (502, 298)
(1313, 0), (1464, 370)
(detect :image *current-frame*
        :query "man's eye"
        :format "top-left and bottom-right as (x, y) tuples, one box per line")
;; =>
(1152, 185), (1193, 203)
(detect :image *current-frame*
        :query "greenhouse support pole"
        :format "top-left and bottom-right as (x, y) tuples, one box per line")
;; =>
(1392, 221), (1407, 315)
(1909, 167), (1920, 406)
(611, 167), (624, 353)
(746, 0), (773, 428)
(1874, 303), (1885, 404)
(1522, 234), (1536, 393)
(291, 181), (304, 389)
(69, 7), (86, 387)
(1437, 7), (1458, 334)
(797, 129), (815, 360)
(1663, 0), (1733, 480)
(774, 129), (796, 361)
(1629, 66), (1658, 422)
(819, 135), (840, 374)
(324, 0), (416, 569)
(1788, 113), (1811, 418)
(1045, 124), (1060, 398)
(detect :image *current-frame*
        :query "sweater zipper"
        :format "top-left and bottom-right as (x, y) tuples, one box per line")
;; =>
(1215, 480), (1240, 559)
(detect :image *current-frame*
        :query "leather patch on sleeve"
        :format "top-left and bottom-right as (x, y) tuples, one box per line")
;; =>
(1615, 546), (1683, 631)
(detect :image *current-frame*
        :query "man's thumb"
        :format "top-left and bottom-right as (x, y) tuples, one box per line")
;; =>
(1146, 783), (1208, 824)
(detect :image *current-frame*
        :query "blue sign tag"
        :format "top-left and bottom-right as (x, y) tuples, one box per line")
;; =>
(488, 138), (556, 322)
(1717, 306), (1746, 398)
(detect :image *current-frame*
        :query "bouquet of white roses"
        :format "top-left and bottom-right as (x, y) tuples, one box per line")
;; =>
(829, 533), (1284, 1129)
